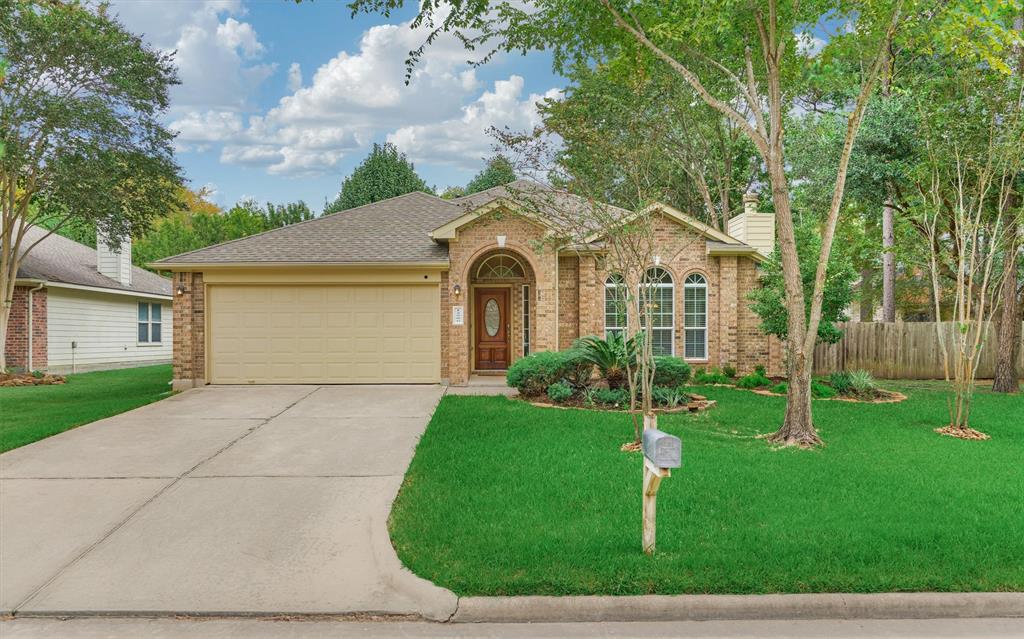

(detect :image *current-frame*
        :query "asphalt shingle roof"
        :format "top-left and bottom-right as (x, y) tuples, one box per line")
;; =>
(153, 191), (460, 265)
(16, 225), (172, 297)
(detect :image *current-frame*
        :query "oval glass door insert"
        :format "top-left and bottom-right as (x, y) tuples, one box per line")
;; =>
(484, 299), (500, 336)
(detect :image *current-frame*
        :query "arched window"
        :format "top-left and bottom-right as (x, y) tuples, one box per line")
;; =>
(641, 267), (674, 356)
(604, 274), (626, 339)
(683, 273), (708, 360)
(475, 254), (525, 279)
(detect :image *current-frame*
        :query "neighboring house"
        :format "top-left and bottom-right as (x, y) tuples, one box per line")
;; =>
(5, 226), (173, 373)
(154, 181), (782, 390)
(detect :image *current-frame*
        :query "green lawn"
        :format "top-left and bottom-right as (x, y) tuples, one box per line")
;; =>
(0, 364), (173, 453)
(389, 381), (1024, 596)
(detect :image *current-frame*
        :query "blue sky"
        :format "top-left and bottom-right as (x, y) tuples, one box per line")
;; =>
(107, 0), (564, 212)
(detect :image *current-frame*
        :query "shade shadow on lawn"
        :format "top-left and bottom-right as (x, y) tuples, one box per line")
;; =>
(389, 382), (1024, 596)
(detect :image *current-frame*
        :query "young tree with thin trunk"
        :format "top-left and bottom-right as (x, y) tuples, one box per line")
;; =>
(0, 0), (181, 370)
(915, 63), (1024, 438)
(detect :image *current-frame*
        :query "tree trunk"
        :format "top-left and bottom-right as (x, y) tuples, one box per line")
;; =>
(881, 198), (896, 322)
(770, 347), (821, 447)
(859, 267), (875, 321)
(0, 300), (10, 371)
(992, 233), (1020, 393)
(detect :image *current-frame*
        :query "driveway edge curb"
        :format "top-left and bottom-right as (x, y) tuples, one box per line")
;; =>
(450, 592), (1024, 623)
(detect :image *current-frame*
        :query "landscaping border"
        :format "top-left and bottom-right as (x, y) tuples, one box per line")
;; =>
(451, 592), (1024, 623)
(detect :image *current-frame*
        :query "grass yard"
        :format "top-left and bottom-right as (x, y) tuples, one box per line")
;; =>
(0, 364), (173, 453)
(389, 381), (1024, 596)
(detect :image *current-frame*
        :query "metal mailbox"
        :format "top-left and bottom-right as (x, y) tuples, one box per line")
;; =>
(642, 429), (682, 469)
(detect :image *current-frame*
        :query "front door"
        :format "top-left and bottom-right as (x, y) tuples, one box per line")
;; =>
(475, 288), (510, 370)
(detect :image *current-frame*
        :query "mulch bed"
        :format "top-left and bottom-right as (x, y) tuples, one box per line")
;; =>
(935, 425), (991, 440)
(0, 372), (67, 387)
(746, 386), (907, 404)
(522, 393), (717, 414)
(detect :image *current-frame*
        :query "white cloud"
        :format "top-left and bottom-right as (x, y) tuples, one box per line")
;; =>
(169, 110), (245, 151)
(287, 63), (303, 91)
(388, 76), (561, 170)
(108, 0), (274, 110)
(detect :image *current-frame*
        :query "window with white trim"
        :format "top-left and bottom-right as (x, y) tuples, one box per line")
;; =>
(138, 302), (162, 344)
(604, 274), (627, 339)
(683, 273), (707, 359)
(641, 267), (674, 356)
(522, 284), (531, 355)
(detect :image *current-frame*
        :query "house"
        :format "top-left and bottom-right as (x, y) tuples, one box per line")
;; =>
(6, 226), (173, 373)
(154, 181), (783, 390)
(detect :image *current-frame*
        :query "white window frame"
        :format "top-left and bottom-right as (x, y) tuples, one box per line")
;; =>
(683, 273), (708, 360)
(476, 254), (526, 280)
(604, 274), (627, 339)
(137, 302), (163, 345)
(522, 284), (531, 356)
(640, 267), (675, 357)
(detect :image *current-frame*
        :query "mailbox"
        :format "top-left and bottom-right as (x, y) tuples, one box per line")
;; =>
(642, 429), (682, 469)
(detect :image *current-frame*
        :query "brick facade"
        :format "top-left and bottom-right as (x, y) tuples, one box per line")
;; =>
(443, 211), (778, 384)
(4, 285), (47, 371)
(172, 272), (205, 390)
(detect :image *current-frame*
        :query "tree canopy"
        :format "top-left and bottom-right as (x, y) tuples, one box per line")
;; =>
(1, 0), (182, 369)
(324, 142), (432, 213)
(464, 154), (517, 194)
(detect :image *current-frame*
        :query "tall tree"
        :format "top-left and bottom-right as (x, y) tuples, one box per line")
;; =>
(464, 154), (517, 194)
(0, 0), (181, 370)
(136, 193), (315, 271)
(324, 142), (432, 213)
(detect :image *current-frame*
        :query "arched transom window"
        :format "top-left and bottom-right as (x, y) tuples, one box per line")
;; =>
(475, 254), (525, 280)
(683, 273), (708, 360)
(641, 267), (674, 356)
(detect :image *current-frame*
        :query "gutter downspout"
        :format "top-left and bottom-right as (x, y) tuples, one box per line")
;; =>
(27, 282), (46, 372)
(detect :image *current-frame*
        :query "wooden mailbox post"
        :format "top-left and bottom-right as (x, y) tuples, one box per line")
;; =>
(641, 421), (682, 555)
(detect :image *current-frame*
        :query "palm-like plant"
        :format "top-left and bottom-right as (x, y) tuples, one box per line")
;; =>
(575, 333), (638, 390)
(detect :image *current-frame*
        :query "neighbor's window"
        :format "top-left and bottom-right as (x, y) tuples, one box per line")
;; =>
(640, 267), (674, 356)
(683, 273), (707, 359)
(138, 302), (162, 344)
(522, 284), (531, 356)
(604, 274), (627, 339)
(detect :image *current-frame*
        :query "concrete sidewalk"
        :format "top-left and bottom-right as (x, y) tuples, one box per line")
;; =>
(0, 384), (456, 620)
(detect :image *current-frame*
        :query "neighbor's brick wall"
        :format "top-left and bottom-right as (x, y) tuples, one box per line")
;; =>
(172, 272), (205, 389)
(557, 255), (579, 350)
(4, 285), (47, 371)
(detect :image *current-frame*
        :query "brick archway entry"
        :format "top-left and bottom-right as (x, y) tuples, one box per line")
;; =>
(468, 250), (536, 373)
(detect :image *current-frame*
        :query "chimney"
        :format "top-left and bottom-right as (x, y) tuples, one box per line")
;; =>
(727, 192), (775, 258)
(97, 232), (132, 286)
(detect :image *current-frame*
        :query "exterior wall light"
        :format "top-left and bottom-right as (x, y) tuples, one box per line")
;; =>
(453, 283), (462, 298)
(176, 284), (188, 296)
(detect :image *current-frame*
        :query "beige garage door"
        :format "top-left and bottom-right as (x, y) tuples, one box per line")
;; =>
(208, 285), (440, 384)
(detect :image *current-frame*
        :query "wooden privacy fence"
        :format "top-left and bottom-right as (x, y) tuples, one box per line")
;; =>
(812, 321), (1024, 379)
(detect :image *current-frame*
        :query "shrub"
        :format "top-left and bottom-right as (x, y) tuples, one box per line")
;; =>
(829, 371), (853, 395)
(737, 371), (772, 389)
(693, 367), (732, 385)
(652, 356), (691, 387)
(771, 381), (836, 399)
(754, 365), (767, 377)
(506, 350), (593, 396)
(580, 385), (599, 407)
(848, 369), (877, 396)
(574, 334), (637, 389)
(546, 381), (574, 403)
(594, 387), (630, 407)
(812, 381), (837, 399)
(722, 363), (737, 379)
(651, 385), (688, 408)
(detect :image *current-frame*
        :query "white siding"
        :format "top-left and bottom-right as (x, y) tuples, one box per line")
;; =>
(46, 287), (172, 369)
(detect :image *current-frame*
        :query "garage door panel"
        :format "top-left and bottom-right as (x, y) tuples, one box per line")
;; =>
(209, 284), (440, 384)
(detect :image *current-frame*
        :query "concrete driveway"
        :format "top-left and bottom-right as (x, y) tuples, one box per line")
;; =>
(0, 385), (456, 620)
